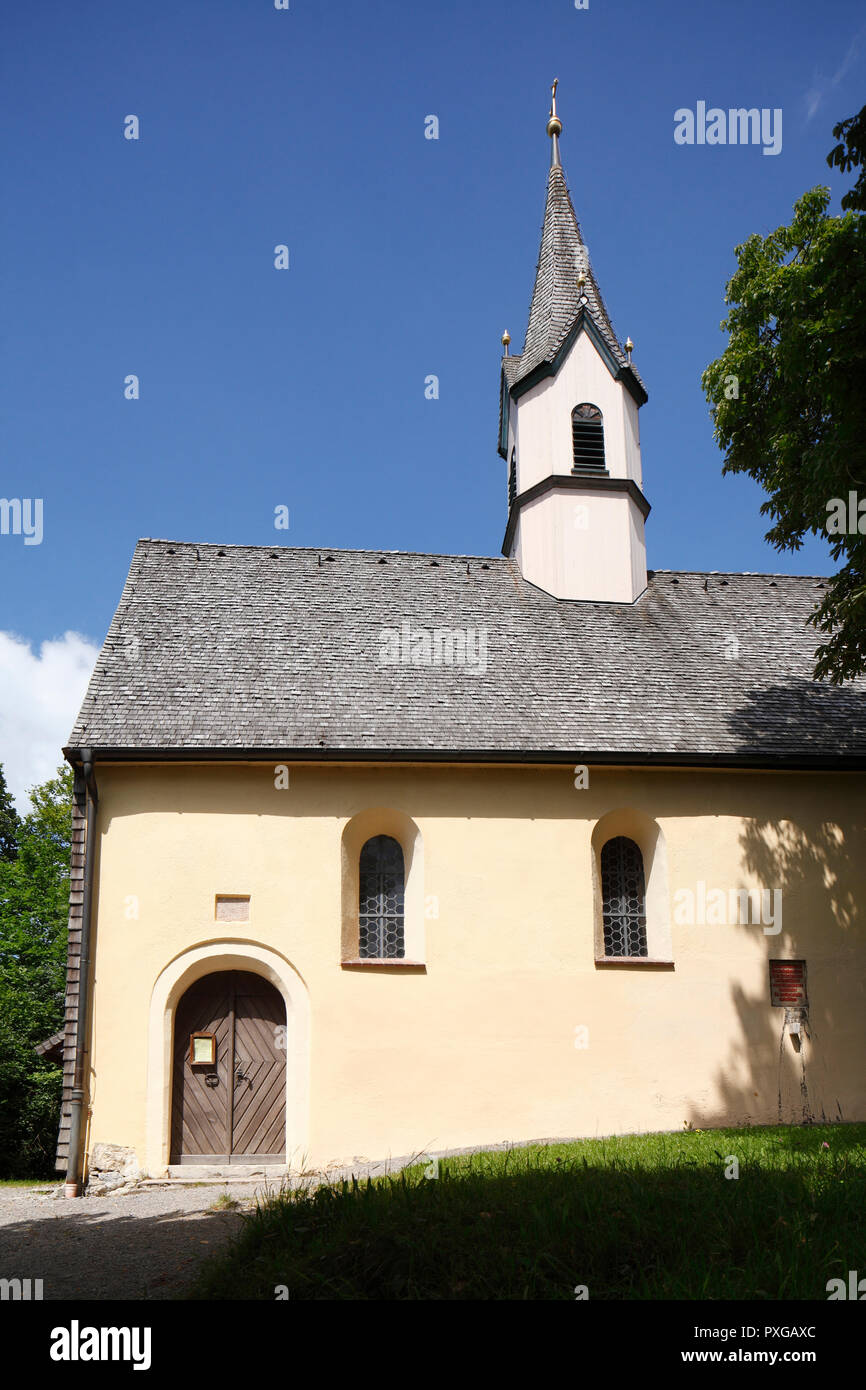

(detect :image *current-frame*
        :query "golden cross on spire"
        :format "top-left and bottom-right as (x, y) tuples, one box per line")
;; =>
(546, 78), (562, 157)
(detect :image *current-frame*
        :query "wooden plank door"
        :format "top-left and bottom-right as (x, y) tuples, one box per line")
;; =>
(170, 973), (233, 1162)
(231, 975), (286, 1160)
(170, 971), (286, 1163)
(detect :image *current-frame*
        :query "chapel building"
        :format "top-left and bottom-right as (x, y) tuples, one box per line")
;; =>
(53, 92), (866, 1189)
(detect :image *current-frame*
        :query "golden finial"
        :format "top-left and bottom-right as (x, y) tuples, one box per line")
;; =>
(501, 329), (511, 355)
(577, 270), (586, 290)
(546, 78), (562, 138)
(625, 336), (634, 361)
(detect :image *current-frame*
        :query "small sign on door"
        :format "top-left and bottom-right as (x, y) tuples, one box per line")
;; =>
(189, 1032), (217, 1065)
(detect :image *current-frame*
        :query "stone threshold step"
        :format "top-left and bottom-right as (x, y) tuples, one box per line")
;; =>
(168, 1164), (286, 1176)
(140, 1167), (289, 1186)
(140, 1178), (281, 1189)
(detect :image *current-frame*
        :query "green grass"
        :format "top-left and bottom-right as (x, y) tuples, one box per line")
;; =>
(209, 1193), (241, 1211)
(0, 1177), (57, 1188)
(190, 1124), (866, 1300)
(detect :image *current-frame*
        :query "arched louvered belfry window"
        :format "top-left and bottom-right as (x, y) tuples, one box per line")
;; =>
(571, 403), (606, 473)
(600, 836), (648, 957)
(359, 835), (405, 959)
(508, 448), (517, 506)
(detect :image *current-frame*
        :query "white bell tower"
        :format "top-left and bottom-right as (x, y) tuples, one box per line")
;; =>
(498, 82), (650, 603)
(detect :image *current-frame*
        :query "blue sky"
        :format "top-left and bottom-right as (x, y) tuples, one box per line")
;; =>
(0, 0), (863, 801)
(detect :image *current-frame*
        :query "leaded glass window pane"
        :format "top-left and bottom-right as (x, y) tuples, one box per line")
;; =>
(600, 836), (648, 957)
(359, 835), (405, 959)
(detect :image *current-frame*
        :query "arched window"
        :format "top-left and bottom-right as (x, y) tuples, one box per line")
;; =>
(358, 835), (405, 959)
(571, 403), (606, 473)
(508, 448), (517, 506)
(600, 836), (648, 957)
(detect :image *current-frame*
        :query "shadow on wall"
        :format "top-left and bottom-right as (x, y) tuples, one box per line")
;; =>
(685, 798), (864, 1131)
(738, 812), (859, 933)
(683, 678), (866, 1129)
(687, 982), (849, 1133)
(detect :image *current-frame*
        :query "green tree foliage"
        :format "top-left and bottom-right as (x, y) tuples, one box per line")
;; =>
(702, 107), (866, 684)
(0, 766), (19, 863)
(827, 106), (866, 212)
(0, 765), (73, 1177)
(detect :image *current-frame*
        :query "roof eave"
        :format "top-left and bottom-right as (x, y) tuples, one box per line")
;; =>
(501, 473), (651, 556)
(509, 311), (648, 407)
(498, 366), (509, 458)
(60, 745), (866, 772)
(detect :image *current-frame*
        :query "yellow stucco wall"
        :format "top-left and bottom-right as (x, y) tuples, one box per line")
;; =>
(82, 762), (866, 1173)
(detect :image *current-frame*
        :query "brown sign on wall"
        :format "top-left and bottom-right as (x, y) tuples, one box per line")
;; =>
(769, 960), (807, 1007)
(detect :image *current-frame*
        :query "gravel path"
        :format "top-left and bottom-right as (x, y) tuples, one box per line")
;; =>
(0, 1184), (264, 1300)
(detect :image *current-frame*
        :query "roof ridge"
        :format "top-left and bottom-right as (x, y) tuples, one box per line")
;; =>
(136, 539), (509, 563)
(649, 569), (831, 581)
(135, 542), (831, 582)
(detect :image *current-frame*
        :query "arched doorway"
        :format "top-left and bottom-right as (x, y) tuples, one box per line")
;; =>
(170, 970), (286, 1163)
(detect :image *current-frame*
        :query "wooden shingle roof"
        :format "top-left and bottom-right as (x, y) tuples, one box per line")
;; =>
(66, 541), (866, 768)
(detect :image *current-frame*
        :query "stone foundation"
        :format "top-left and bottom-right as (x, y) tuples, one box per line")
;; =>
(86, 1142), (145, 1196)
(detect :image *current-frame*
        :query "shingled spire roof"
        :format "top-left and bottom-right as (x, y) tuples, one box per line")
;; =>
(521, 164), (624, 375)
(500, 86), (645, 400)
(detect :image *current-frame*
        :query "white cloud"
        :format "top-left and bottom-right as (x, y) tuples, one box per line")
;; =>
(805, 25), (865, 122)
(805, 88), (822, 121)
(0, 631), (99, 811)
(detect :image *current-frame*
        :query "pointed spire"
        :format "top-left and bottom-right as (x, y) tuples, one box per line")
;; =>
(502, 84), (645, 401)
